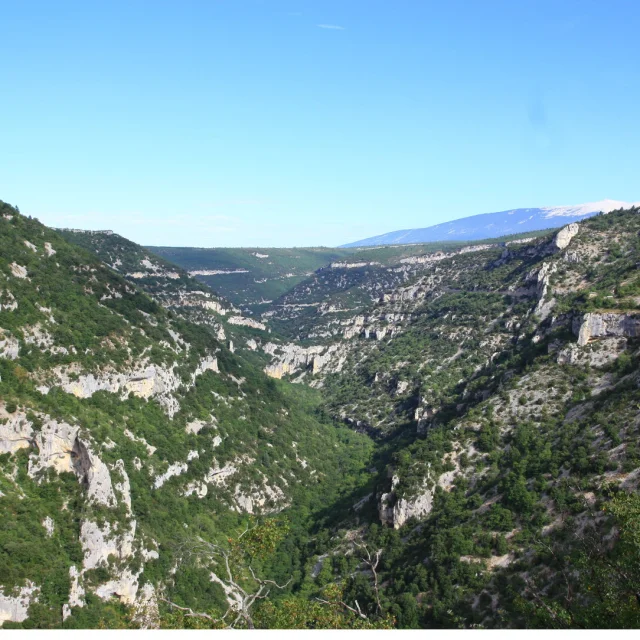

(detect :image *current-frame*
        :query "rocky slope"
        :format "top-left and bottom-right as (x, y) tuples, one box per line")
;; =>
(2, 201), (640, 629)
(293, 206), (640, 627)
(0, 202), (373, 628)
(147, 246), (354, 315)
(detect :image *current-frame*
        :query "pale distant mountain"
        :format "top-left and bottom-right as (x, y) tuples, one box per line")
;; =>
(341, 199), (640, 247)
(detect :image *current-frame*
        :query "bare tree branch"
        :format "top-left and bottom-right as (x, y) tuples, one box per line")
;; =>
(354, 541), (383, 614)
(159, 598), (223, 623)
(166, 534), (291, 629)
(315, 597), (368, 619)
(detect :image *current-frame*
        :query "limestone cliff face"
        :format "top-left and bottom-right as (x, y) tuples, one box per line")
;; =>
(78, 517), (145, 606)
(28, 419), (79, 476)
(228, 315), (266, 331)
(379, 475), (435, 530)
(0, 409), (33, 454)
(132, 583), (160, 629)
(531, 261), (557, 320)
(573, 312), (640, 346)
(557, 337), (628, 368)
(25, 419), (116, 506)
(0, 582), (39, 625)
(72, 439), (118, 507)
(38, 354), (218, 417)
(12, 410), (156, 617)
(552, 223), (580, 251)
(263, 343), (327, 378)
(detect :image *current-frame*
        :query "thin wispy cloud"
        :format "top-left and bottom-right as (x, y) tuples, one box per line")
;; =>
(317, 24), (345, 30)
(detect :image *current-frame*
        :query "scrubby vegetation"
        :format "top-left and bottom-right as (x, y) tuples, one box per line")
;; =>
(2, 201), (640, 629)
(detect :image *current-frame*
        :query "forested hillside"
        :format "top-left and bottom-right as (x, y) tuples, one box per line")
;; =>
(2, 201), (640, 629)
(148, 235), (546, 316)
(0, 202), (374, 629)
(147, 246), (352, 314)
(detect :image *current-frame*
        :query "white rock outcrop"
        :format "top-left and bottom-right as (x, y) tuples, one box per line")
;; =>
(154, 462), (188, 489)
(0, 410), (33, 453)
(67, 566), (85, 610)
(0, 582), (39, 625)
(80, 519), (136, 570)
(205, 461), (239, 486)
(42, 516), (55, 537)
(0, 331), (20, 360)
(264, 342), (337, 379)
(78, 441), (117, 507)
(0, 290), (17, 312)
(574, 312), (640, 346)
(233, 479), (286, 515)
(228, 316), (266, 331)
(552, 223), (580, 251)
(28, 419), (79, 476)
(184, 481), (208, 498)
(95, 569), (141, 605)
(9, 263), (28, 279)
(532, 262), (557, 320)
(45, 354), (219, 417)
(133, 583), (160, 629)
(28, 422), (117, 507)
(379, 474), (435, 529)
(113, 459), (132, 512)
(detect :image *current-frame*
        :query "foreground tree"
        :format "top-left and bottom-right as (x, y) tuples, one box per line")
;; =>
(160, 519), (291, 629)
(159, 519), (395, 629)
(516, 491), (640, 628)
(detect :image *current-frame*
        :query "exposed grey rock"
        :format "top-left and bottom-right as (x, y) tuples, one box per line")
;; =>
(0, 582), (39, 625)
(76, 440), (117, 507)
(552, 223), (580, 251)
(396, 380), (409, 395)
(133, 583), (160, 629)
(63, 565), (86, 619)
(28, 419), (79, 477)
(380, 487), (434, 529)
(154, 462), (188, 489)
(533, 262), (557, 320)
(264, 342), (329, 378)
(0, 290), (17, 312)
(574, 312), (640, 346)
(232, 479), (287, 515)
(113, 459), (132, 513)
(564, 250), (580, 263)
(42, 516), (55, 537)
(184, 481), (208, 498)
(559, 337), (628, 368)
(28, 423), (117, 507)
(0, 409), (33, 453)
(0, 330), (20, 360)
(228, 315), (266, 330)
(95, 568), (141, 605)
(80, 519), (136, 571)
(9, 262), (28, 279)
(46, 354), (218, 417)
(379, 470), (442, 529)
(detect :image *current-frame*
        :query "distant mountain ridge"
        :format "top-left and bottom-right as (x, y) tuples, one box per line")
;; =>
(341, 199), (640, 247)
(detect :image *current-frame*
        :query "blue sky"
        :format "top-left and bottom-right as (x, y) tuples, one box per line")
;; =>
(1, 0), (639, 247)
